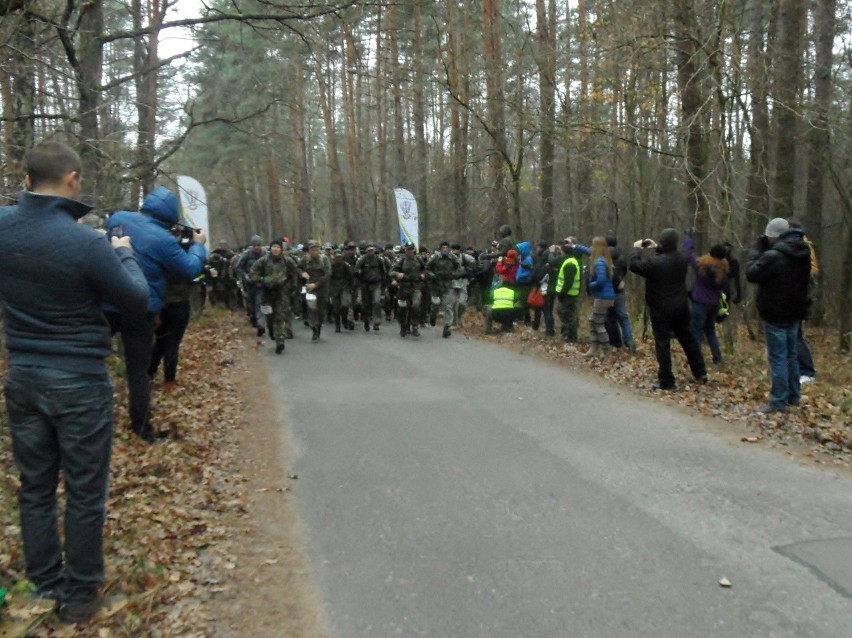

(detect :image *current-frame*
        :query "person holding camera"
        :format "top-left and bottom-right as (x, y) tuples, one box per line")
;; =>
(106, 187), (208, 442)
(745, 218), (812, 413)
(629, 228), (707, 390)
(0, 141), (149, 622)
(148, 222), (202, 389)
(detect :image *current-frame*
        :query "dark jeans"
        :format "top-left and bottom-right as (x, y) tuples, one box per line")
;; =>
(540, 293), (556, 335)
(5, 365), (114, 605)
(765, 321), (801, 409)
(691, 300), (723, 363)
(106, 310), (155, 438)
(650, 306), (707, 388)
(797, 322), (816, 377)
(605, 292), (635, 348)
(148, 300), (191, 382)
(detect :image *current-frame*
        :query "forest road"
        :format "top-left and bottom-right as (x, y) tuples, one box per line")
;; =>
(263, 324), (852, 638)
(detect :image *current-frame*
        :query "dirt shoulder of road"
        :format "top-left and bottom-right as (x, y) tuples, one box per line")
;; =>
(204, 331), (329, 638)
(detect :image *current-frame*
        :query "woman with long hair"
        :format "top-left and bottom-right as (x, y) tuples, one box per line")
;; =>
(572, 236), (616, 356)
(684, 234), (730, 364)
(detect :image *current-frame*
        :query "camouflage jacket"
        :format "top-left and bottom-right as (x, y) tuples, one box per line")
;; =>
(390, 254), (426, 294)
(250, 253), (299, 292)
(299, 254), (332, 289)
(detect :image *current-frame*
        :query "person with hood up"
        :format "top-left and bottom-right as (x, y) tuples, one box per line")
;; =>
(106, 186), (208, 442)
(629, 228), (707, 390)
(745, 218), (812, 413)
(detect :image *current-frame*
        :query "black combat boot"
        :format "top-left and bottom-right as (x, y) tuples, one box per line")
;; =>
(275, 342), (285, 354)
(311, 326), (319, 341)
(442, 325), (451, 338)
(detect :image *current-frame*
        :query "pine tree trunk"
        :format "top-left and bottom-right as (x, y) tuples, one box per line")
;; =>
(2, 12), (35, 191)
(804, 0), (836, 324)
(132, 0), (163, 202)
(772, 0), (807, 219)
(412, 0), (429, 246)
(313, 35), (352, 239)
(745, 0), (770, 236)
(483, 0), (508, 229)
(673, 0), (709, 230)
(536, 0), (556, 241)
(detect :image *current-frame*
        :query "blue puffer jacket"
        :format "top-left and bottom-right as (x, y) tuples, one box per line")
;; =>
(106, 187), (208, 313)
(575, 244), (616, 300)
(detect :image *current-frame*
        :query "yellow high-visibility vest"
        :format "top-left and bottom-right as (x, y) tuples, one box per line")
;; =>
(556, 256), (581, 296)
(492, 286), (516, 310)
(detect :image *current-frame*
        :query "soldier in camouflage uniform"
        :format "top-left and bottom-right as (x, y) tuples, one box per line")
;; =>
(355, 245), (387, 331)
(234, 235), (267, 334)
(299, 241), (332, 341)
(390, 242), (427, 337)
(418, 246), (433, 327)
(329, 249), (355, 332)
(451, 243), (477, 327)
(207, 240), (235, 309)
(426, 241), (461, 338)
(381, 244), (398, 321)
(342, 241), (362, 322)
(250, 239), (299, 354)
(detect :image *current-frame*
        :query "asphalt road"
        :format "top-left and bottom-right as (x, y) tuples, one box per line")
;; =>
(264, 324), (852, 638)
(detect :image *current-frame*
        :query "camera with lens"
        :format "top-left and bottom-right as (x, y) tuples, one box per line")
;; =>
(175, 225), (198, 251)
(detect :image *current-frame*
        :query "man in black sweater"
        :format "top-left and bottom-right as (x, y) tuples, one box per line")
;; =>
(0, 141), (149, 623)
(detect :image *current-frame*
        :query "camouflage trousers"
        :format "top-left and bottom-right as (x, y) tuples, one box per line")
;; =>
(431, 286), (457, 327)
(361, 282), (383, 325)
(263, 290), (292, 345)
(557, 295), (580, 342)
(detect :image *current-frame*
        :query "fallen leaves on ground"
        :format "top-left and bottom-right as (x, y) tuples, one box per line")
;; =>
(0, 309), (260, 636)
(460, 310), (851, 466)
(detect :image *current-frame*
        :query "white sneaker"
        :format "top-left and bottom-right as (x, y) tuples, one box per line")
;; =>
(799, 375), (815, 385)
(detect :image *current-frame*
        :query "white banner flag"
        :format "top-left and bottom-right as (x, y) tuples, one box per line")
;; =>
(394, 188), (418, 249)
(176, 175), (210, 248)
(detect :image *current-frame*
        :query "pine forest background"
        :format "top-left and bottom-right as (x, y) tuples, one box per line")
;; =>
(1, 0), (851, 344)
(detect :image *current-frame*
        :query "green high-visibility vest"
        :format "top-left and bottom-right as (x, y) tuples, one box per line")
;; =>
(492, 286), (516, 310)
(556, 256), (581, 296)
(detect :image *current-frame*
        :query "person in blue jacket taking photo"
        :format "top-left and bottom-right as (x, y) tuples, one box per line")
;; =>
(105, 186), (208, 443)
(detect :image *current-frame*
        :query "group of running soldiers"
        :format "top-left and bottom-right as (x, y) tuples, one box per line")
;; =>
(203, 236), (506, 354)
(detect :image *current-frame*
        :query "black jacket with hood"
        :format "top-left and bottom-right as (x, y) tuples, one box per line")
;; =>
(745, 229), (812, 325)
(628, 228), (690, 317)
